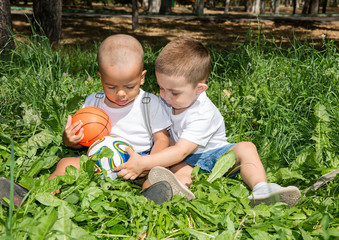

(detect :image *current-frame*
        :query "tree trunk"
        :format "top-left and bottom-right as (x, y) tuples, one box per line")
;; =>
(245, 0), (251, 12)
(160, 0), (172, 12)
(302, 0), (311, 13)
(207, 0), (215, 8)
(309, 0), (319, 13)
(274, 0), (280, 13)
(293, 0), (297, 14)
(142, 0), (149, 9)
(251, 0), (261, 14)
(322, 0), (327, 13)
(148, 0), (161, 12)
(0, 0), (15, 54)
(260, 0), (266, 13)
(224, 0), (231, 13)
(32, 0), (62, 43)
(330, 0), (337, 7)
(193, 0), (204, 14)
(132, 0), (139, 30)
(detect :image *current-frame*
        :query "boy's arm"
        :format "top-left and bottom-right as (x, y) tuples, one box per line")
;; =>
(116, 138), (198, 180)
(150, 129), (169, 154)
(137, 129), (169, 177)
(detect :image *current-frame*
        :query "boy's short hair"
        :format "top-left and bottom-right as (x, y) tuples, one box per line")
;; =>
(97, 34), (144, 73)
(155, 36), (210, 86)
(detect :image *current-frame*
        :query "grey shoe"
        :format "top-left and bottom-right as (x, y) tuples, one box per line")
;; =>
(141, 181), (173, 205)
(0, 177), (29, 207)
(148, 166), (195, 200)
(248, 184), (301, 207)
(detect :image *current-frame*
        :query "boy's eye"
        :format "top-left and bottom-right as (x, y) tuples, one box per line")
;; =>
(126, 86), (135, 89)
(172, 92), (180, 96)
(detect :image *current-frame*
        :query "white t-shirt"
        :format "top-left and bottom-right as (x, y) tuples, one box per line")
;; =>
(83, 89), (171, 153)
(162, 92), (229, 154)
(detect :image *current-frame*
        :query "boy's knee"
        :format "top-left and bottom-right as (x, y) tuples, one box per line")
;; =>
(233, 141), (257, 152)
(57, 157), (80, 170)
(170, 162), (193, 188)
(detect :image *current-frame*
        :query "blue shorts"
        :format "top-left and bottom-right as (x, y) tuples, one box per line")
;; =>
(183, 143), (237, 173)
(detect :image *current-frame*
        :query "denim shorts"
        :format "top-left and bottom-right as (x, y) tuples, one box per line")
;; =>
(183, 143), (237, 173)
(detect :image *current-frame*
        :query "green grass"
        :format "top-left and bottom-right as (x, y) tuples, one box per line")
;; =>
(0, 33), (338, 239)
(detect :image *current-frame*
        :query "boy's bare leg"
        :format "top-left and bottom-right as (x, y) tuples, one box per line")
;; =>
(48, 157), (81, 180)
(170, 162), (194, 188)
(170, 142), (267, 190)
(169, 142), (266, 190)
(230, 142), (267, 190)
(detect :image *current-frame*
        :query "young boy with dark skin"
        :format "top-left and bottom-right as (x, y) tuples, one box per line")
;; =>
(114, 36), (301, 207)
(48, 34), (171, 186)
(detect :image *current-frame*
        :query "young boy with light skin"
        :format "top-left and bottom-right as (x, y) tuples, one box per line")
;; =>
(115, 36), (301, 207)
(48, 34), (171, 183)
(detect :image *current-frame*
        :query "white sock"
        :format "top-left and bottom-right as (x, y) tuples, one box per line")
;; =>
(252, 182), (282, 196)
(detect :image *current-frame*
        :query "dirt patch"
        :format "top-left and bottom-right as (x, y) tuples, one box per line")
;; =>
(11, 4), (339, 49)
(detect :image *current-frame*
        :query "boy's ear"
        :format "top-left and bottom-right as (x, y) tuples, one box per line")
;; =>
(197, 82), (208, 94)
(97, 71), (102, 79)
(140, 70), (147, 85)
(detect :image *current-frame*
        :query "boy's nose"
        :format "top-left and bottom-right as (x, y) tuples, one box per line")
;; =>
(116, 89), (126, 97)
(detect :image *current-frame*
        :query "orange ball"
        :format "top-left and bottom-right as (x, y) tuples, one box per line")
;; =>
(72, 107), (112, 147)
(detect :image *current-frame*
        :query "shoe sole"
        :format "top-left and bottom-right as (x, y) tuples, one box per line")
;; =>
(148, 166), (195, 200)
(249, 186), (301, 207)
(0, 177), (29, 207)
(140, 181), (173, 205)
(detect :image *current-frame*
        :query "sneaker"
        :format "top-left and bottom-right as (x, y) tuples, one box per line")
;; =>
(248, 183), (301, 207)
(140, 181), (173, 205)
(148, 166), (195, 200)
(0, 177), (29, 207)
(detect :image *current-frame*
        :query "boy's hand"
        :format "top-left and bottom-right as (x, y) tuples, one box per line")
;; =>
(62, 115), (84, 149)
(114, 147), (148, 180)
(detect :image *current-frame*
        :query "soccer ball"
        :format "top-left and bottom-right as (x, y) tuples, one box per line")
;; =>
(87, 136), (133, 180)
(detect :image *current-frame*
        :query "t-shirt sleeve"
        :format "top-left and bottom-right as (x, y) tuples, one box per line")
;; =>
(180, 110), (220, 147)
(149, 94), (172, 133)
(83, 93), (96, 108)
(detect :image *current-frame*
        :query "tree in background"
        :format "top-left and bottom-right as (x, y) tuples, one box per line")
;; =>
(132, 0), (139, 30)
(148, 0), (162, 12)
(194, 0), (205, 14)
(260, 0), (266, 13)
(322, 0), (328, 13)
(302, 0), (320, 13)
(274, 0), (281, 13)
(0, 0), (15, 54)
(160, 0), (172, 12)
(244, 0), (251, 12)
(32, 0), (62, 43)
(251, 0), (261, 14)
(206, 0), (215, 8)
(224, 0), (231, 13)
(309, 0), (320, 13)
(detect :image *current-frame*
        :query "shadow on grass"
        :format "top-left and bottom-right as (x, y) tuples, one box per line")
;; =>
(11, 12), (339, 50)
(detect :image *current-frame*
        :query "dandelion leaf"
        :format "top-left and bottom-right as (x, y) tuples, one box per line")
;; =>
(36, 192), (65, 207)
(207, 150), (236, 183)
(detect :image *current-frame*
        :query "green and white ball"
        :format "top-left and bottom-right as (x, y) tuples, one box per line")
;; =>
(87, 136), (132, 180)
